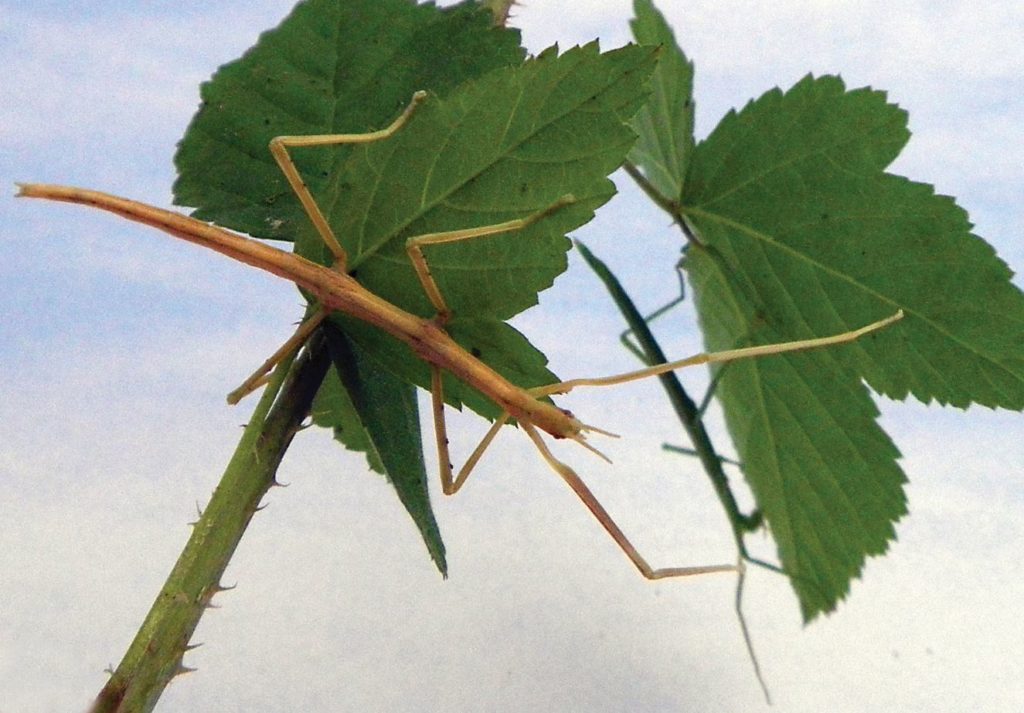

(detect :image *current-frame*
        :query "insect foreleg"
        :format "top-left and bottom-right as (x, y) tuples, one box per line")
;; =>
(228, 92), (430, 402)
(269, 90), (428, 270)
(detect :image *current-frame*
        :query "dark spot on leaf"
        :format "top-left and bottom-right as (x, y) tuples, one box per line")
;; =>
(821, 212), (830, 221)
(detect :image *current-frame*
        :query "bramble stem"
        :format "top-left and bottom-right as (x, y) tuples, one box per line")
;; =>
(90, 336), (330, 713)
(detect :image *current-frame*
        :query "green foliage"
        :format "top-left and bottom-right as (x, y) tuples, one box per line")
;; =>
(173, 0), (657, 571)
(174, 0), (525, 241)
(170, 0), (1022, 623)
(628, 0), (1024, 619)
(317, 325), (445, 571)
(175, 0), (524, 572)
(318, 42), (656, 409)
(628, 0), (694, 200)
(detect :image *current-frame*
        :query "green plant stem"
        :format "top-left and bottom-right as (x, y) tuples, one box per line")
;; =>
(622, 160), (703, 247)
(90, 335), (331, 713)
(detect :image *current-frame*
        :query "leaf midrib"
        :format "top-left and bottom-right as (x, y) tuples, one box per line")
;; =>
(683, 205), (1022, 391)
(340, 56), (619, 270)
(696, 249), (891, 610)
(692, 96), (902, 211)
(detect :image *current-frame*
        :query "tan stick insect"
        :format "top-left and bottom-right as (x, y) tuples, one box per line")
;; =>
(17, 91), (903, 582)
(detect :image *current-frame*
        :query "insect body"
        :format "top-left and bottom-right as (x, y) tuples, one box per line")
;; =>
(16, 91), (902, 581)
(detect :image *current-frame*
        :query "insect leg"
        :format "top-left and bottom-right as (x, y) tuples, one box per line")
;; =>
(428, 365), (458, 494)
(227, 92), (429, 402)
(404, 195), (574, 488)
(532, 310), (904, 398)
(226, 308), (329, 404)
(449, 413), (511, 495)
(520, 421), (739, 579)
(268, 90), (428, 270)
(429, 365), (513, 495)
(405, 195), (575, 324)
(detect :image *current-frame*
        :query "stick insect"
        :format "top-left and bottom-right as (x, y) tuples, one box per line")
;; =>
(17, 91), (902, 582)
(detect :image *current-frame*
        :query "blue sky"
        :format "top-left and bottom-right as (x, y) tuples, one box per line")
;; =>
(2, 1), (1023, 711)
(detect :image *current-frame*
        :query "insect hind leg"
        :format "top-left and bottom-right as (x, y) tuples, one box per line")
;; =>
(520, 421), (738, 580)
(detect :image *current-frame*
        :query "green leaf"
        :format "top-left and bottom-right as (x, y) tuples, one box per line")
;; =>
(320, 323), (446, 573)
(173, 0), (523, 571)
(628, 0), (694, 201)
(310, 361), (384, 474)
(682, 74), (1024, 619)
(174, 0), (525, 241)
(319, 42), (658, 417)
(173, 0), (658, 572)
(187, 37), (657, 421)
